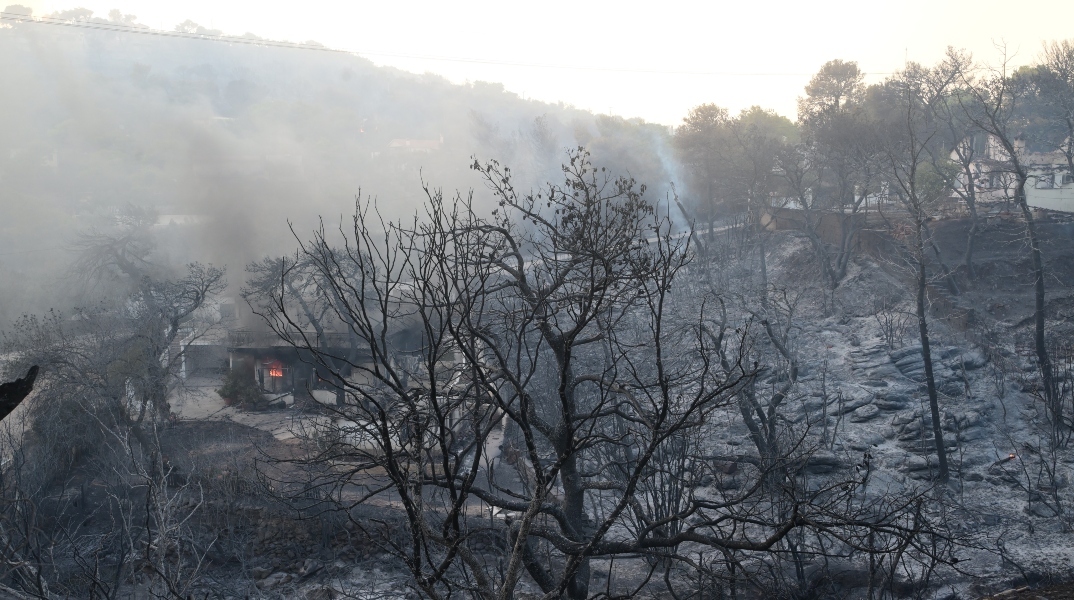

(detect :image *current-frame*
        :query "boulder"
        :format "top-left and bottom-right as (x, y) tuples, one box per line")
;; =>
(802, 453), (844, 475)
(298, 558), (323, 578)
(890, 345), (923, 362)
(256, 572), (292, 590)
(875, 392), (912, 411)
(1024, 502), (1056, 518)
(890, 411), (918, 426)
(251, 567), (272, 580)
(305, 586), (338, 600)
(832, 395), (872, 415)
(938, 380), (965, 397)
(894, 355), (925, 370)
(902, 455), (932, 473)
(850, 404), (881, 423)
(957, 427), (989, 442)
(849, 434), (885, 450)
(949, 348), (988, 370)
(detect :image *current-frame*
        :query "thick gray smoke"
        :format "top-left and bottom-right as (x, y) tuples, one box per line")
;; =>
(0, 7), (676, 323)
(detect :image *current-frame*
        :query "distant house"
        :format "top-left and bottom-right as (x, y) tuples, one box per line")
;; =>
(224, 322), (438, 402)
(956, 135), (1074, 213)
(226, 330), (370, 398)
(386, 135), (444, 154)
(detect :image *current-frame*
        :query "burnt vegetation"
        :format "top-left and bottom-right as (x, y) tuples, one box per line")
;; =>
(3, 8), (1074, 600)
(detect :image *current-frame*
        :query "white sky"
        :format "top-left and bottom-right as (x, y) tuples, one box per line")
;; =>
(13, 0), (1074, 125)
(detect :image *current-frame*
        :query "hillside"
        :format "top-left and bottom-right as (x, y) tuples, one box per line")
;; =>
(0, 11), (675, 322)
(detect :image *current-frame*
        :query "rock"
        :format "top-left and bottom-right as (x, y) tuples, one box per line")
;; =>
(901, 438), (958, 454)
(858, 343), (886, 355)
(851, 358), (889, 370)
(902, 455), (932, 472)
(875, 392), (911, 411)
(850, 404), (881, 423)
(981, 513), (1003, 526)
(864, 365), (901, 378)
(938, 380), (965, 397)
(783, 410), (806, 423)
(1024, 502), (1056, 518)
(862, 433), (885, 446)
(256, 572), (292, 590)
(891, 412), (918, 426)
(895, 355), (925, 370)
(305, 586), (337, 600)
(299, 558), (323, 578)
(714, 476), (741, 490)
(850, 434), (884, 450)
(861, 379), (889, 388)
(938, 346), (962, 360)
(950, 348), (988, 370)
(952, 410), (982, 429)
(957, 427), (989, 443)
(890, 345), (923, 362)
(874, 399), (904, 411)
(899, 417), (927, 434)
(251, 567), (271, 580)
(804, 453), (844, 475)
(832, 395), (871, 415)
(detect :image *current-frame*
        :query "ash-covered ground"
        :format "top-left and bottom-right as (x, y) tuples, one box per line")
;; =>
(139, 212), (1074, 599)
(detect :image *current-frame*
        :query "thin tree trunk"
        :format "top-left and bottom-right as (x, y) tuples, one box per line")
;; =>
(963, 189), (980, 280)
(1015, 179), (1058, 428)
(915, 226), (949, 483)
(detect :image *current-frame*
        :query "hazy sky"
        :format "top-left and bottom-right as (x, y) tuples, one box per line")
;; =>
(13, 0), (1074, 125)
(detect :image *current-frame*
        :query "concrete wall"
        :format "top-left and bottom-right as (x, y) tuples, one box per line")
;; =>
(1027, 184), (1074, 213)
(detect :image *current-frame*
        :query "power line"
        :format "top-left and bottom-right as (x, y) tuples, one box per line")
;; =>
(1, 11), (897, 78)
(0, 11), (347, 53)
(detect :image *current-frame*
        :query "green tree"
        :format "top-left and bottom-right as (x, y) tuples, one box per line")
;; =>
(1031, 40), (1074, 176)
(798, 59), (866, 128)
(674, 103), (732, 228)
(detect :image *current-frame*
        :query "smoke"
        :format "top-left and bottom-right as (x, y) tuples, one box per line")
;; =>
(650, 129), (690, 231)
(0, 10), (675, 325)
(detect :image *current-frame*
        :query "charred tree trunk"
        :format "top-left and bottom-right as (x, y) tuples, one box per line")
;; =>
(914, 224), (950, 483)
(0, 366), (38, 422)
(1015, 178), (1058, 429)
(964, 200), (980, 280)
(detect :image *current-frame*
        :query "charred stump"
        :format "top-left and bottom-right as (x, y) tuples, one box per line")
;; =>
(0, 366), (38, 422)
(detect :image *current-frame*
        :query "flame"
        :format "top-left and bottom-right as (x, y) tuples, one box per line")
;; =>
(269, 367), (283, 378)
